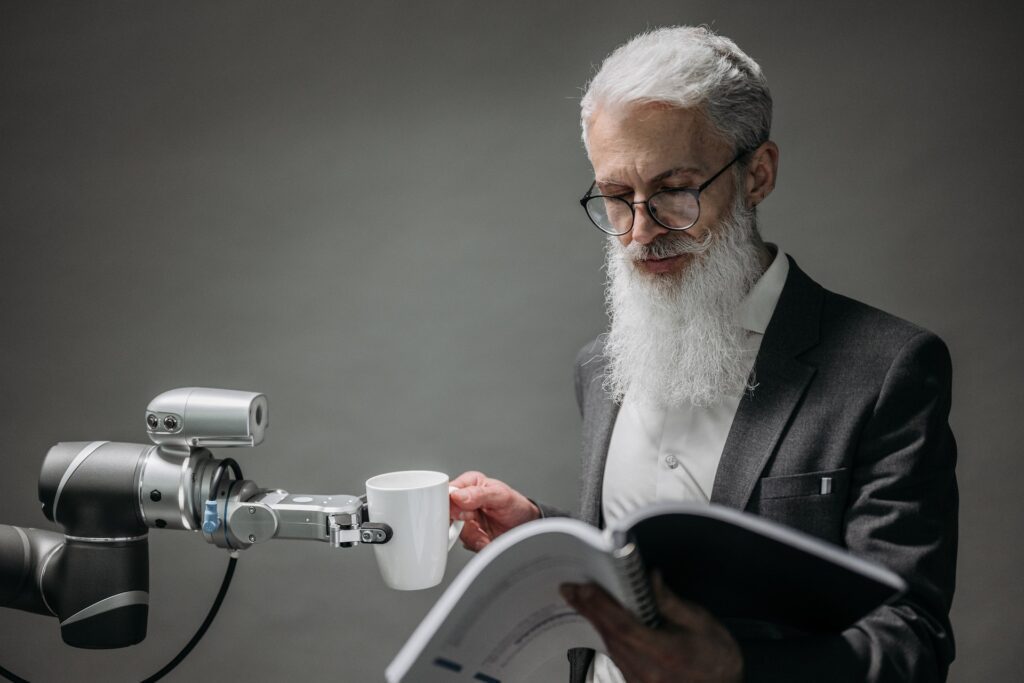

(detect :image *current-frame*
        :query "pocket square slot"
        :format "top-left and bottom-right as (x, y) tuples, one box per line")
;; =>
(758, 468), (848, 500)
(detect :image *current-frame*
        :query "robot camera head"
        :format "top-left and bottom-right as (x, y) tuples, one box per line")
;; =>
(145, 387), (268, 449)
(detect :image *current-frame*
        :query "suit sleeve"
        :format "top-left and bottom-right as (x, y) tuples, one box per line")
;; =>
(527, 345), (596, 521)
(742, 331), (958, 682)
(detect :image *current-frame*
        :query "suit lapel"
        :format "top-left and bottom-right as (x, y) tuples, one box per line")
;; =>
(710, 257), (823, 510)
(710, 351), (815, 509)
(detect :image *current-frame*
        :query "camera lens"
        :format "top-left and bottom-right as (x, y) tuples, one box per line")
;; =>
(146, 414), (159, 429)
(163, 415), (179, 430)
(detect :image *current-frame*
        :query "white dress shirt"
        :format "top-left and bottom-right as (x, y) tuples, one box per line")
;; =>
(588, 246), (789, 683)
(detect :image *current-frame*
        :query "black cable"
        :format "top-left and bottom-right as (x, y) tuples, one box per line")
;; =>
(0, 664), (29, 683)
(213, 458), (244, 491)
(2, 554), (238, 683)
(138, 554), (237, 683)
(139, 457), (244, 682)
(0, 555), (239, 683)
(217, 460), (244, 510)
(140, 457), (243, 682)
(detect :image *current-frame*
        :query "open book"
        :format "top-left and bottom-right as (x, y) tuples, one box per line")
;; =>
(386, 502), (906, 683)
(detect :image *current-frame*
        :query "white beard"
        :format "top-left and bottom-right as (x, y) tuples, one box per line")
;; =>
(603, 193), (766, 408)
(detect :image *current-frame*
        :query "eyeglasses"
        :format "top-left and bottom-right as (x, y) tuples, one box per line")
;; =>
(579, 149), (749, 236)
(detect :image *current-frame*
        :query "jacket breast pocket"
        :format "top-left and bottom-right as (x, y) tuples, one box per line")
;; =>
(751, 468), (850, 543)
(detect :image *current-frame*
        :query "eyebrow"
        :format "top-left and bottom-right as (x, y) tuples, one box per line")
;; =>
(596, 165), (704, 188)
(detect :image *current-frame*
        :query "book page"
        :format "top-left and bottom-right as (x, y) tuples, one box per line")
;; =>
(386, 518), (629, 683)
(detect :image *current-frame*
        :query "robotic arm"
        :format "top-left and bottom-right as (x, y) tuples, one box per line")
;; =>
(0, 387), (392, 650)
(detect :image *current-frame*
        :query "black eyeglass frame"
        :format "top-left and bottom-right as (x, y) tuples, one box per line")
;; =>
(579, 148), (753, 236)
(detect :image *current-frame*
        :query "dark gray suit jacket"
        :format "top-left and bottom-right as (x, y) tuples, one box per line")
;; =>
(537, 256), (957, 682)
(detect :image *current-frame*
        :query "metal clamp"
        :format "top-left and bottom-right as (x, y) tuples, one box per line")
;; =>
(327, 515), (392, 548)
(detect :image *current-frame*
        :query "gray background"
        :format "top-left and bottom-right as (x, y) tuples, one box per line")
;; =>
(1, 1), (1021, 681)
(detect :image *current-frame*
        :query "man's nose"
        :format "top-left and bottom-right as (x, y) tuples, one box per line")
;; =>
(630, 201), (668, 245)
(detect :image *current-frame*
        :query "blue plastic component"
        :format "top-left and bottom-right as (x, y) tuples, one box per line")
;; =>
(202, 500), (220, 534)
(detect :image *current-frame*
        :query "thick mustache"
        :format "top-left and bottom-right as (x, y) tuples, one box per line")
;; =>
(619, 232), (714, 261)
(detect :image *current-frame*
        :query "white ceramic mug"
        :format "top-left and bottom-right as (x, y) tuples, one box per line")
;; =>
(365, 470), (464, 590)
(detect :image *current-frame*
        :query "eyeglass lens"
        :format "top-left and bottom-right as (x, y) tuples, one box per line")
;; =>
(584, 191), (700, 235)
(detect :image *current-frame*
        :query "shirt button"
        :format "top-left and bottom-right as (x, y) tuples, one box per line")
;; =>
(665, 454), (680, 469)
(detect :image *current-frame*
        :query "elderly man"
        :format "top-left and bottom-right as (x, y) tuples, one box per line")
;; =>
(449, 26), (956, 683)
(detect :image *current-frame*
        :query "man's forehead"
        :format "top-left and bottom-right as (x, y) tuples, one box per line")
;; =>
(587, 103), (728, 183)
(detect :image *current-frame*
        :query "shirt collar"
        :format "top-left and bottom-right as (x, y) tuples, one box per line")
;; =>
(735, 244), (789, 335)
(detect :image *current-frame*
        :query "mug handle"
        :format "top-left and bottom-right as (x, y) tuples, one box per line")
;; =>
(448, 486), (465, 551)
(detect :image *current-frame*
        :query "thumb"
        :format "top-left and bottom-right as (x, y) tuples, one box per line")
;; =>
(449, 486), (479, 509)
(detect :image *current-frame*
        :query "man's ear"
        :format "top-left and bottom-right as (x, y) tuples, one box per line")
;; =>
(745, 141), (779, 208)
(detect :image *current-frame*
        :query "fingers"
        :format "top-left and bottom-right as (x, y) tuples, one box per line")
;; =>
(564, 577), (742, 683)
(561, 582), (653, 679)
(449, 473), (509, 512)
(450, 471), (488, 489)
(458, 518), (491, 552)
(448, 472), (539, 541)
(450, 474), (496, 552)
(451, 484), (505, 510)
(652, 571), (714, 630)
(560, 582), (645, 641)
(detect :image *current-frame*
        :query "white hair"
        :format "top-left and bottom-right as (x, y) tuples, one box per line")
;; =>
(581, 26), (772, 155)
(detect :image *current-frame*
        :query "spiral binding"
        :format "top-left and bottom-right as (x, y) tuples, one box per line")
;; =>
(614, 540), (661, 628)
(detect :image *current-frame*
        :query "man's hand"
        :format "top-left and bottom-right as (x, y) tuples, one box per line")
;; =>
(560, 573), (743, 683)
(448, 471), (540, 551)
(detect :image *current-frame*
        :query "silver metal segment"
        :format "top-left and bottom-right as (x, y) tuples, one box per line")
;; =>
(203, 479), (260, 550)
(820, 477), (833, 495)
(51, 441), (109, 524)
(225, 499), (278, 544)
(63, 533), (149, 543)
(137, 446), (210, 531)
(177, 455), (193, 529)
(224, 491), (363, 545)
(59, 590), (149, 626)
(330, 526), (363, 545)
(36, 543), (62, 616)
